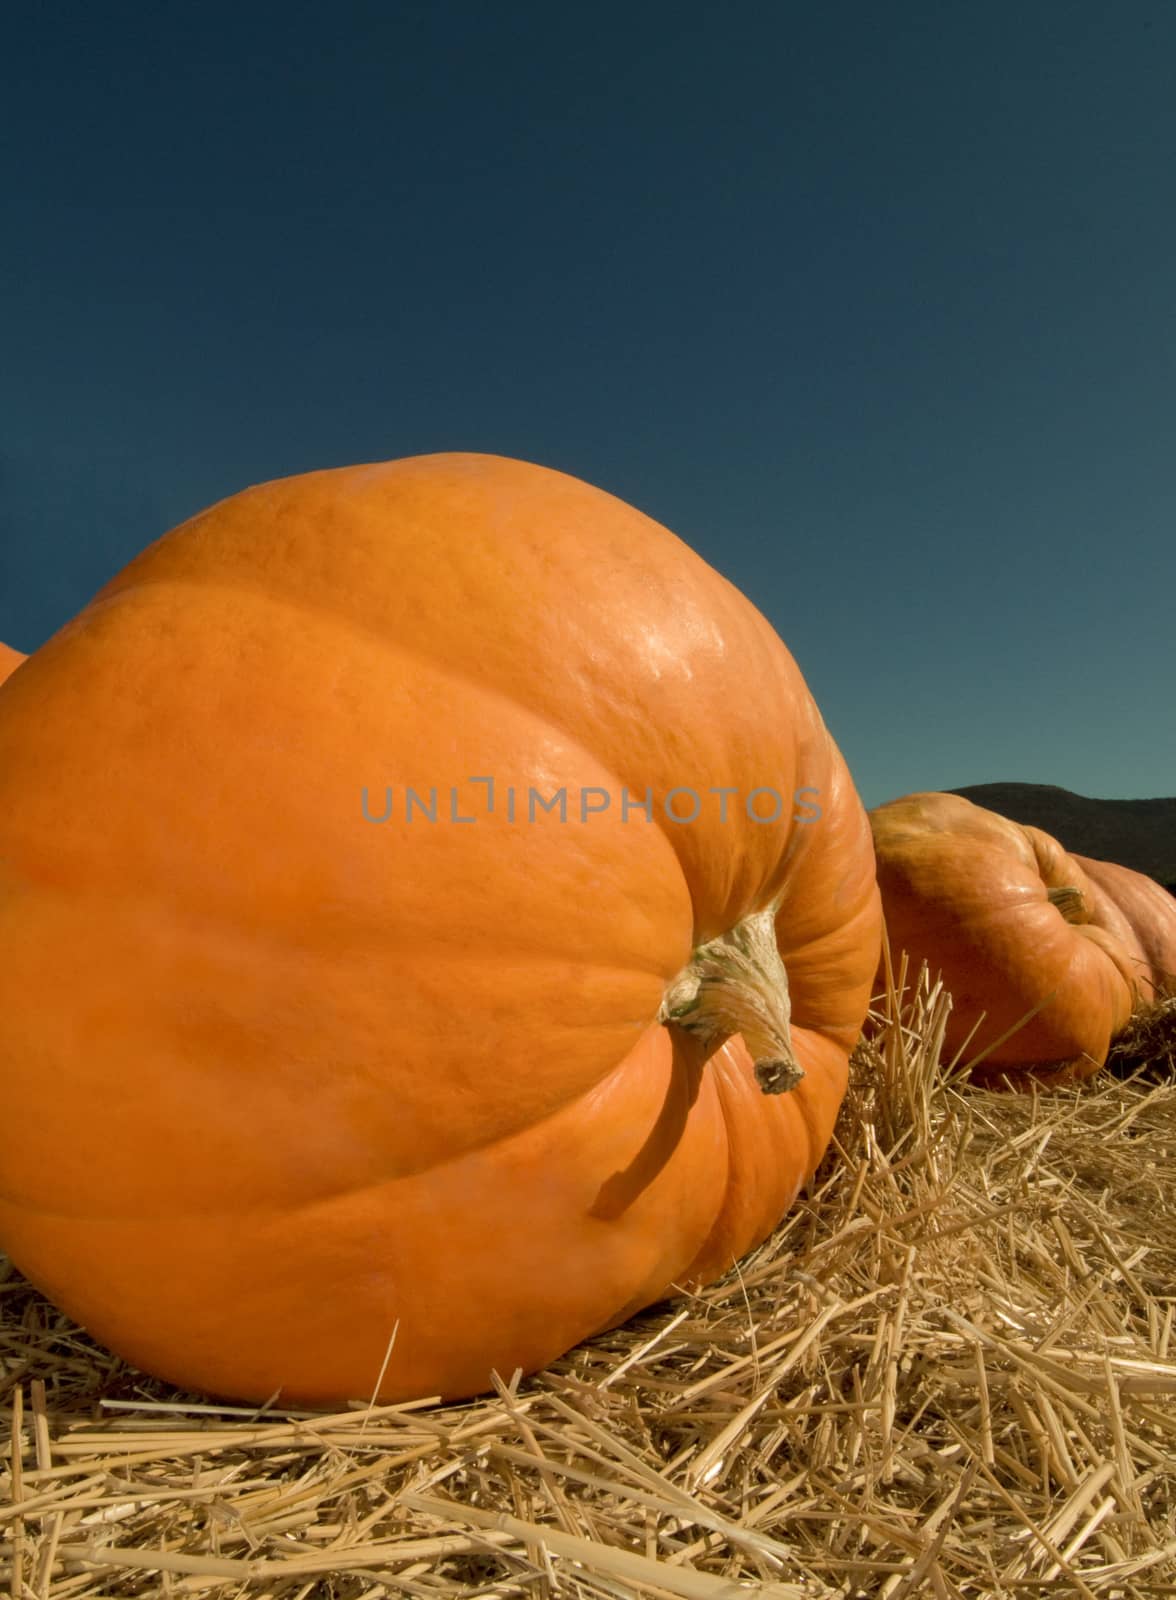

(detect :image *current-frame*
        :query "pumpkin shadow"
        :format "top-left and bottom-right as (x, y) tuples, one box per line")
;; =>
(588, 1027), (709, 1221)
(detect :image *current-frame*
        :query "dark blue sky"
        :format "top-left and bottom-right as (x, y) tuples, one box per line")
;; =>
(3, 2), (1174, 807)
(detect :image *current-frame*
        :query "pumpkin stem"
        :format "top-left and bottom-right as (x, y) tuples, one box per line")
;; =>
(658, 903), (802, 1096)
(1047, 884), (1088, 924)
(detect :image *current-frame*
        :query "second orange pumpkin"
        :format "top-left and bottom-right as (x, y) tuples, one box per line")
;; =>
(868, 791), (1168, 1086)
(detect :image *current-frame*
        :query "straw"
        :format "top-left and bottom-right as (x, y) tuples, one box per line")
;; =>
(3, 960), (1174, 1597)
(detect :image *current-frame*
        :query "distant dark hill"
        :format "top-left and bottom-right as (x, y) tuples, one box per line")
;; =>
(949, 784), (1176, 893)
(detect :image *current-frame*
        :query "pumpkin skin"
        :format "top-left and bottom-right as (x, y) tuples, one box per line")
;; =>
(1074, 854), (1176, 1002)
(869, 792), (1139, 1085)
(0, 452), (881, 1405)
(0, 642), (25, 685)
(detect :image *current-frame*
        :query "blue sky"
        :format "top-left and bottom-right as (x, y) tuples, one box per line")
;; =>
(2, 2), (1173, 808)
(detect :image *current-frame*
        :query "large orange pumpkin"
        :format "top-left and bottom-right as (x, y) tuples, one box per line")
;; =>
(0, 641), (25, 685)
(869, 791), (1142, 1086)
(0, 453), (881, 1405)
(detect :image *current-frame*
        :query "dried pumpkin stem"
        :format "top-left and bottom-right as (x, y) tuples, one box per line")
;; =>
(658, 903), (802, 1096)
(1048, 884), (1088, 924)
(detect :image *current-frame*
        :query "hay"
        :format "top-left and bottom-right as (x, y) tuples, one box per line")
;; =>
(3, 969), (1175, 1598)
(1107, 996), (1176, 1084)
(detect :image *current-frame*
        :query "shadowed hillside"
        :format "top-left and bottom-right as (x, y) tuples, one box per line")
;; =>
(950, 783), (1176, 893)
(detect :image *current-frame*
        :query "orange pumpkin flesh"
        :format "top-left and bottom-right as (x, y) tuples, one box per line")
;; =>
(869, 792), (1156, 1086)
(0, 453), (881, 1405)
